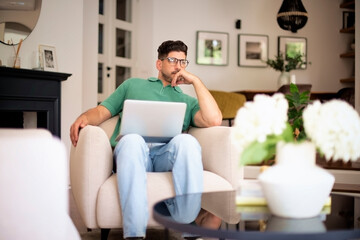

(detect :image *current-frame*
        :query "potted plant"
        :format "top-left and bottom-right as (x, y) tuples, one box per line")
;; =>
(266, 53), (309, 88)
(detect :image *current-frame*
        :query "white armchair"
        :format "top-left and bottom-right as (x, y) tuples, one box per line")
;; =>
(70, 116), (241, 238)
(0, 129), (80, 240)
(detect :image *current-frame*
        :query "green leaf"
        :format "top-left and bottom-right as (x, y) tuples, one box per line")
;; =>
(240, 141), (270, 166)
(289, 83), (299, 93)
(292, 118), (302, 130)
(282, 123), (295, 142)
(288, 111), (298, 120)
(239, 123), (294, 166)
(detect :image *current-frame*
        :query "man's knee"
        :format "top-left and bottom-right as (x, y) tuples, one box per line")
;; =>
(114, 134), (147, 161)
(172, 134), (201, 150)
(115, 134), (146, 151)
(114, 134), (149, 171)
(171, 134), (202, 168)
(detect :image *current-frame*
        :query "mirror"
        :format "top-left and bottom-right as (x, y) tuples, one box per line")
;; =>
(0, 0), (42, 45)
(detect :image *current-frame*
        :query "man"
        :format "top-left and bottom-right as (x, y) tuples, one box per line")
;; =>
(70, 40), (222, 239)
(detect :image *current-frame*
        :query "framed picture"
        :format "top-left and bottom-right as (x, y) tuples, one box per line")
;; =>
(278, 36), (307, 69)
(196, 31), (229, 66)
(343, 11), (355, 29)
(238, 34), (268, 67)
(39, 45), (58, 71)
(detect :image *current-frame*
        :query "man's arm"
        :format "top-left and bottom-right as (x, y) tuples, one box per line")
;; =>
(172, 70), (222, 128)
(70, 105), (112, 146)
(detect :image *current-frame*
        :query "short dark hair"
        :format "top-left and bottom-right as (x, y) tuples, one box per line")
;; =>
(157, 40), (188, 59)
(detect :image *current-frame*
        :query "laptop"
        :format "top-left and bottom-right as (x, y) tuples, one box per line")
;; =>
(116, 99), (187, 143)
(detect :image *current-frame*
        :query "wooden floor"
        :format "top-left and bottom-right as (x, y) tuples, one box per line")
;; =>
(68, 189), (184, 240)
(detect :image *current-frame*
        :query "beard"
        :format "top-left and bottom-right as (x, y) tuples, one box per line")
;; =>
(160, 70), (179, 84)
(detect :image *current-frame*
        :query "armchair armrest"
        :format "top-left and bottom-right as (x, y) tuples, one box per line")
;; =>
(188, 126), (242, 189)
(70, 125), (113, 229)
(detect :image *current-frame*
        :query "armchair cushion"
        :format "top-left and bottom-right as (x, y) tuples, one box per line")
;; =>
(209, 90), (246, 120)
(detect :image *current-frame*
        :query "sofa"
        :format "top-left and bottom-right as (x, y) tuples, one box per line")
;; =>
(70, 116), (241, 237)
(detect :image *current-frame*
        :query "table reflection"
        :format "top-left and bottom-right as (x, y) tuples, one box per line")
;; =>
(159, 192), (222, 230)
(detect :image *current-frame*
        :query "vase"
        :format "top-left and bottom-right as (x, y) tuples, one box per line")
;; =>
(258, 141), (335, 218)
(277, 72), (291, 88)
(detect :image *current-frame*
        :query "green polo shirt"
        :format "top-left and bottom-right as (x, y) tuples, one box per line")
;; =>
(100, 77), (200, 147)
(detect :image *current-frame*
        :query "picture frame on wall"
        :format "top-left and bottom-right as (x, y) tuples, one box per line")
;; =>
(278, 36), (307, 69)
(238, 34), (268, 67)
(39, 45), (58, 72)
(196, 31), (229, 66)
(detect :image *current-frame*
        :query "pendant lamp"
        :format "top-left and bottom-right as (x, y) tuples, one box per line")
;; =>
(277, 0), (308, 33)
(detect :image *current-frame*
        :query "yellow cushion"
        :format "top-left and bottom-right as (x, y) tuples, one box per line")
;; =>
(210, 90), (246, 119)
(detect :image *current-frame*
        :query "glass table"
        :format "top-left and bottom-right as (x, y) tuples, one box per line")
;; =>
(153, 191), (360, 240)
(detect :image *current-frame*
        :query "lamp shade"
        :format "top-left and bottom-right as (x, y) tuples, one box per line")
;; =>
(277, 0), (308, 33)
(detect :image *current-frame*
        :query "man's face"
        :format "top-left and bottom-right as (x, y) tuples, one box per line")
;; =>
(157, 51), (187, 84)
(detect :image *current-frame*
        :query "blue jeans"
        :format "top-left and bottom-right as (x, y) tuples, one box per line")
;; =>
(113, 133), (203, 238)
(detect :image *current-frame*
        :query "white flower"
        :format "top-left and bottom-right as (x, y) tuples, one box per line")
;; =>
(232, 93), (288, 153)
(303, 100), (360, 162)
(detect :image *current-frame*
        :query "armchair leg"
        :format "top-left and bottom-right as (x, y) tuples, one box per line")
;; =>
(101, 228), (111, 240)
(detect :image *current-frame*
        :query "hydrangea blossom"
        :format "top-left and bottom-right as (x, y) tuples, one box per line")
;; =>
(232, 93), (288, 153)
(303, 100), (360, 162)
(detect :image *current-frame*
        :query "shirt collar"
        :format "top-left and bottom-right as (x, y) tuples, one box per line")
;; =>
(147, 77), (183, 93)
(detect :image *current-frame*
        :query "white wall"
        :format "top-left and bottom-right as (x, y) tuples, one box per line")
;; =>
(0, 0), (357, 155)
(137, 0), (354, 96)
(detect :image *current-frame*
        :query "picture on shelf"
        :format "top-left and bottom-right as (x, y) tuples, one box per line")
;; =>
(343, 11), (355, 29)
(196, 31), (228, 66)
(39, 45), (58, 72)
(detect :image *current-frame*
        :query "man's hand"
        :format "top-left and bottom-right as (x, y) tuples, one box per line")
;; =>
(171, 69), (222, 127)
(69, 105), (112, 147)
(171, 69), (199, 87)
(70, 115), (89, 147)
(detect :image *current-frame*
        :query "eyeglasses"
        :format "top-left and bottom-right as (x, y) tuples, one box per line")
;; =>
(161, 57), (189, 68)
